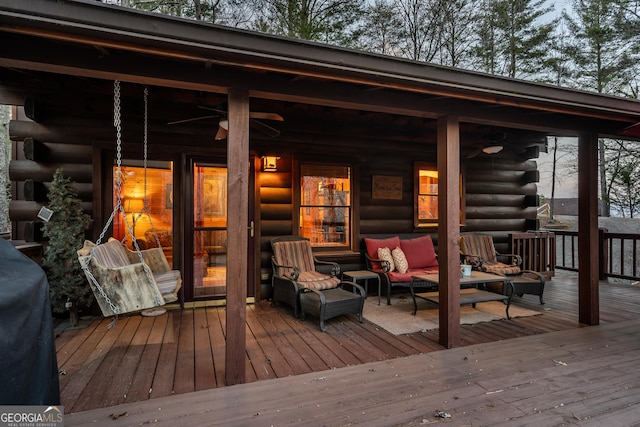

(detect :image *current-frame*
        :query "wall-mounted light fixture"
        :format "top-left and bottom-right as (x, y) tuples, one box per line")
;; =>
(262, 156), (279, 172)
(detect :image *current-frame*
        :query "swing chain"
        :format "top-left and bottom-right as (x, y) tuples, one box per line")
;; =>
(79, 256), (119, 315)
(84, 81), (164, 312)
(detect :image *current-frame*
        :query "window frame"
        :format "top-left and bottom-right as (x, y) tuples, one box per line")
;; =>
(413, 162), (465, 228)
(294, 159), (357, 252)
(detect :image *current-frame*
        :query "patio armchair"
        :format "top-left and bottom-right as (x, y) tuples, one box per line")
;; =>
(270, 236), (365, 331)
(460, 233), (545, 304)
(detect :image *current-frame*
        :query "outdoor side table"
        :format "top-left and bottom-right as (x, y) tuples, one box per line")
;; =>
(343, 270), (381, 305)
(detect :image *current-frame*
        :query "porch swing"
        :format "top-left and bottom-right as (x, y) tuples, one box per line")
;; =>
(77, 82), (182, 318)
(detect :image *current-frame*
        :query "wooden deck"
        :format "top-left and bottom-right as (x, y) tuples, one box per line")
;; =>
(58, 271), (640, 424)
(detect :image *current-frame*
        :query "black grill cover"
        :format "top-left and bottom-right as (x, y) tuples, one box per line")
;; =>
(0, 239), (60, 404)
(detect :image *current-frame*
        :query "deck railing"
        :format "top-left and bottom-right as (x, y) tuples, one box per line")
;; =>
(509, 231), (556, 280)
(553, 229), (640, 281)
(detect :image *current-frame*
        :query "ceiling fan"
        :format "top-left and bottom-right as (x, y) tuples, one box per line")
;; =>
(466, 129), (532, 159)
(168, 105), (284, 140)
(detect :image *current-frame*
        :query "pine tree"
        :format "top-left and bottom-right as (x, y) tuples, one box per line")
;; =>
(474, 0), (556, 79)
(42, 168), (92, 326)
(252, 0), (365, 47)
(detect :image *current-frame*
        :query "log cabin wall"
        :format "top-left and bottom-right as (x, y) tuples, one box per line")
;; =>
(5, 84), (539, 301)
(9, 115), (94, 243)
(255, 143), (540, 289)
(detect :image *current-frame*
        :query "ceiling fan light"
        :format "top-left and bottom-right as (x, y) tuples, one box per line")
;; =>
(482, 145), (503, 154)
(219, 119), (229, 130)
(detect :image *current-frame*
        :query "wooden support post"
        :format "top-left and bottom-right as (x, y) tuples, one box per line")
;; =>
(437, 115), (461, 348)
(225, 88), (249, 385)
(578, 131), (599, 325)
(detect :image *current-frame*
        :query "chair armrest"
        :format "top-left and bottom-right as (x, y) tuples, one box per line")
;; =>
(339, 280), (366, 297)
(520, 270), (545, 284)
(301, 287), (326, 304)
(313, 257), (340, 277)
(271, 255), (301, 280)
(365, 252), (391, 272)
(497, 253), (522, 266)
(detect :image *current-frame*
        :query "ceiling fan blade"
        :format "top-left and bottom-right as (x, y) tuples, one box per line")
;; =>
(167, 115), (218, 125)
(249, 112), (284, 121)
(197, 105), (228, 115)
(467, 146), (483, 159)
(250, 119), (281, 137)
(214, 126), (227, 140)
(196, 105), (283, 122)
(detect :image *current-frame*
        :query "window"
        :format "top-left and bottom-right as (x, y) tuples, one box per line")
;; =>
(299, 163), (351, 248)
(113, 163), (174, 261)
(414, 163), (464, 227)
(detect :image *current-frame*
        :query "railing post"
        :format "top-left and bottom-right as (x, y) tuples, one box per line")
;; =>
(598, 227), (608, 281)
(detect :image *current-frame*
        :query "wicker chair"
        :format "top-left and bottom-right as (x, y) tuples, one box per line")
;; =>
(270, 236), (365, 331)
(460, 233), (545, 304)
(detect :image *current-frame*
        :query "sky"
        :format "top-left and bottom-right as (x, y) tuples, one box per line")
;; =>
(536, 137), (579, 200)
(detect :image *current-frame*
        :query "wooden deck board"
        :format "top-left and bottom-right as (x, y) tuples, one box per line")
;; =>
(124, 314), (168, 403)
(60, 318), (130, 413)
(149, 311), (180, 399)
(71, 316), (142, 412)
(205, 307), (225, 387)
(193, 308), (217, 390)
(57, 271), (640, 425)
(172, 309), (195, 395)
(65, 317), (640, 426)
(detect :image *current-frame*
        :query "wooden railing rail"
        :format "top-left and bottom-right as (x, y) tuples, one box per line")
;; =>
(553, 229), (640, 281)
(509, 231), (556, 280)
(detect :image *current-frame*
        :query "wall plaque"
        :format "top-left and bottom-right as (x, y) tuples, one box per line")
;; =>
(372, 175), (403, 200)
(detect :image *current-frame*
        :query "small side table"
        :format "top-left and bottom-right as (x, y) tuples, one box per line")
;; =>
(342, 270), (381, 305)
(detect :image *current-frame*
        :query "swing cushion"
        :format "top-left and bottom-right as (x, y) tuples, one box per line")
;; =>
(155, 270), (181, 294)
(91, 239), (130, 268)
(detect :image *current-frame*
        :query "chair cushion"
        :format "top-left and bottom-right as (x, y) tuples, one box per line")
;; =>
(297, 271), (340, 290)
(460, 234), (498, 264)
(392, 247), (409, 274)
(272, 239), (315, 273)
(377, 247), (395, 272)
(91, 239), (130, 268)
(365, 236), (401, 270)
(400, 235), (438, 269)
(481, 262), (521, 276)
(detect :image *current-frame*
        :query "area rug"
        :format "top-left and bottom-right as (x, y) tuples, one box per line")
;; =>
(363, 290), (542, 335)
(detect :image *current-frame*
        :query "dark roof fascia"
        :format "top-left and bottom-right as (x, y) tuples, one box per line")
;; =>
(1, 0), (640, 126)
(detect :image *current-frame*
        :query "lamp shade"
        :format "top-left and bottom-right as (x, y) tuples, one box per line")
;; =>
(125, 198), (144, 212)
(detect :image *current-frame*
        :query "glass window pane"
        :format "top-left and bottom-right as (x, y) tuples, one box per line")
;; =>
(193, 229), (227, 297)
(113, 164), (174, 262)
(300, 164), (351, 247)
(418, 195), (438, 220)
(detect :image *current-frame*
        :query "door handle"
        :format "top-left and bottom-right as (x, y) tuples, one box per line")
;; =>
(248, 220), (254, 237)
